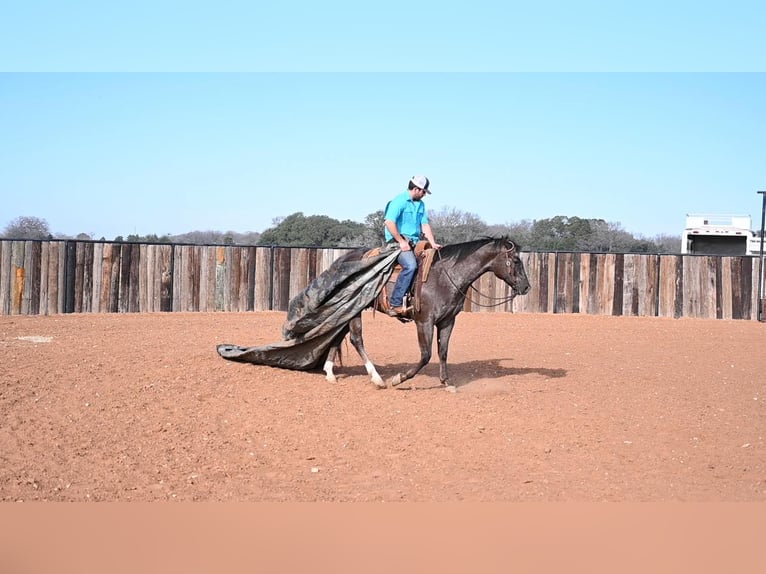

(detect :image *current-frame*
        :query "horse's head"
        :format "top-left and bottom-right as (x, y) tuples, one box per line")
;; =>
(490, 238), (531, 297)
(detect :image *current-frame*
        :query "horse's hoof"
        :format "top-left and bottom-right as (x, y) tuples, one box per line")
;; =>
(444, 385), (457, 393)
(389, 373), (403, 387)
(372, 378), (387, 390)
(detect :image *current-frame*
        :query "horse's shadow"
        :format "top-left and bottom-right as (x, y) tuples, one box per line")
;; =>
(329, 358), (567, 390)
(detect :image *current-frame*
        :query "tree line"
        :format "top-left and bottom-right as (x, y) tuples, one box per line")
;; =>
(2, 211), (680, 253)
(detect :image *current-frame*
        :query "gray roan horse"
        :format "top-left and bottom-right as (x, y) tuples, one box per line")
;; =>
(324, 236), (531, 389)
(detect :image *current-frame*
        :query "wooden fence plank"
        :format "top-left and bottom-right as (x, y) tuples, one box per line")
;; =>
(585, 253), (598, 315)
(594, 254), (609, 315)
(721, 257), (733, 320)
(92, 243), (104, 314)
(711, 256), (723, 320)
(83, 242), (95, 313)
(11, 241), (26, 315)
(273, 247), (292, 311)
(526, 253), (545, 313)
(44, 241), (62, 315)
(20, 241), (34, 314)
(128, 244), (140, 312)
(289, 248), (310, 304)
(527, 252), (547, 314)
(39, 242), (50, 315)
(741, 257), (753, 320)
(571, 253), (582, 313)
(146, 245), (161, 312)
(640, 254), (660, 317)
(159, 245), (173, 312)
(0, 241), (11, 315)
(657, 256), (676, 318)
(73, 242), (84, 313)
(186, 245), (197, 312)
(215, 246), (226, 311)
(28, 242), (42, 315)
(254, 247), (272, 311)
(56, 242), (65, 314)
(683, 256), (699, 318)
(238, 247), (250, 312)
(246, 246), (257, 311)
(138, 244), (148, 312)
(197, 246), (210, 312)
(174, 245), (186, 312)
(555, 252), (577, 314)
(612, 254), (624, 316)
(622, 254), (637, 316)
(223, 246), (237, 312)
(577, 253), (590, 315)
(99, 243), (113, 313)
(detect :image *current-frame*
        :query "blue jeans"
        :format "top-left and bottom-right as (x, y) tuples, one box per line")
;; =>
(390, 249), (417, 307)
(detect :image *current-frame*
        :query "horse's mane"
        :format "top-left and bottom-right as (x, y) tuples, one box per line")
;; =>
(436, 235), (517, 264)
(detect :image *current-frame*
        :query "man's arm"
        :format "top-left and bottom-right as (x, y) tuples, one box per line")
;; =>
(421, 223), (442, 249)
(385, 219), (412, 251)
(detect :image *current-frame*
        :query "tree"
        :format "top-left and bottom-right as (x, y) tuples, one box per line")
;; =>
(427, 207), (488, 244)
(487, 220), (534, 248)
(257, 212), (367, 247)
(528, 216), (595, 251)
(650, 234), (681, 254)
(2, 216), (52, 239)
(352, 210), (386, 247)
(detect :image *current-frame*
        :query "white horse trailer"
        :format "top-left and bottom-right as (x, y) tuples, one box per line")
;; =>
(681, 214), (762, 256)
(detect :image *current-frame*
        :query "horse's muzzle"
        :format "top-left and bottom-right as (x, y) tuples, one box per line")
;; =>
(513, 283), (531, 296)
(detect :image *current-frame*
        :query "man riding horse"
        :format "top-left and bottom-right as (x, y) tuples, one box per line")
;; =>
(384, 175), (442, 318)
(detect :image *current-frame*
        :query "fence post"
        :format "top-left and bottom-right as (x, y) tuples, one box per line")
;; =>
(63, 241), (76, 314)
(758, 191), (765, 322)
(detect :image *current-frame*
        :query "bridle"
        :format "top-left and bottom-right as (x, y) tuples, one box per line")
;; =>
(437, 245), (521, 308)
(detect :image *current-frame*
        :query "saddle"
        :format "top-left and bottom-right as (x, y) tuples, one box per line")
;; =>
(363, 240), (437, 318)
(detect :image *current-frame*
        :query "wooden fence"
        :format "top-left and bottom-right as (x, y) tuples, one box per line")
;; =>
(1, 239), (764, 320)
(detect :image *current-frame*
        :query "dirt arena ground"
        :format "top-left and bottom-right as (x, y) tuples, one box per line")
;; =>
(1, 311), (764, 502)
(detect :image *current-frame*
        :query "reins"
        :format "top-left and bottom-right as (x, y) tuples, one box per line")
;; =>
(435, 247), (519, 308)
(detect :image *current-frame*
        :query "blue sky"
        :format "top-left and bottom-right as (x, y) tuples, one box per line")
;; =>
(1, 2), (765, 240)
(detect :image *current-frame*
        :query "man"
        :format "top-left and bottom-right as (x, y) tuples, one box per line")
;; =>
(384, 175), (442, 316)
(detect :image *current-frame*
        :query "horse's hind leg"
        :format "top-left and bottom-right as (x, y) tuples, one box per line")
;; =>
(348, 314), (386, 389)
(323, 345), (340, 382)
(323, 326), (350, 383)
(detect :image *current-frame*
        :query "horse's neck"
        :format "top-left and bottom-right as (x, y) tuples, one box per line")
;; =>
(439, 247), (496, 290)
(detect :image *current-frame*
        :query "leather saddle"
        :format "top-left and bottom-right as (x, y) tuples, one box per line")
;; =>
(363, 240), (436, 317)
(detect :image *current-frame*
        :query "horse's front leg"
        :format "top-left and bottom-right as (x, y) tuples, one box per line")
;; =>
(389, 320), (434, 387)
(347, 314), (386, 389)
(436, 317), (456, 386)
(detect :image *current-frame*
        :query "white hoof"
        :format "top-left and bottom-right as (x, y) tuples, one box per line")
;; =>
(371, 378), (387, 390)
(323, 361), (337, 383)
(389, 373), (403, 387)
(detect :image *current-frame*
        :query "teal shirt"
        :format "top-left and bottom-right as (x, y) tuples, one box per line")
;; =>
(384, 191), (429, 242)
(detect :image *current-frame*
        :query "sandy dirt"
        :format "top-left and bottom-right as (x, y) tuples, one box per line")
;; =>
(1, 311), (764, 501)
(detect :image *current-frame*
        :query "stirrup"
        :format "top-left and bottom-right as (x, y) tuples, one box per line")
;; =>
(387, 304), (413, 319)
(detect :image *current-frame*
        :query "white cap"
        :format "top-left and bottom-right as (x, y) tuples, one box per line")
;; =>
(410, 175), (432, 194)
